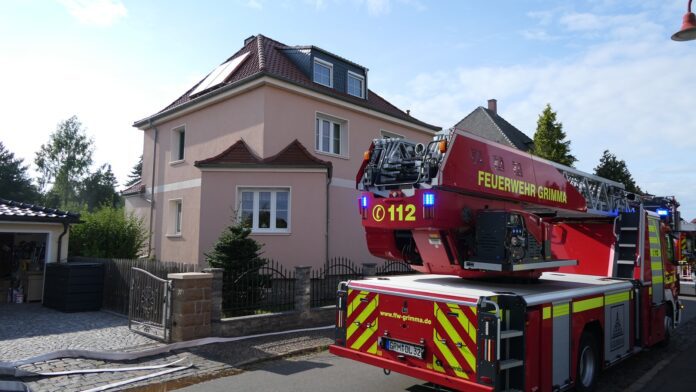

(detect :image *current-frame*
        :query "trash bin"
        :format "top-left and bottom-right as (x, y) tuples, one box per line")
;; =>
(43, 262), (104, 312)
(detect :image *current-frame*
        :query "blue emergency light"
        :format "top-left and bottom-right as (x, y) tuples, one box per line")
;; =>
(656, 208), (670, 216)
(423, 193), (435, 207)
(361, 196), (368, 208)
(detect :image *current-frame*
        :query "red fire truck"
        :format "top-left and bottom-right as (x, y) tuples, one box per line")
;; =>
(329, 129), (684, 392)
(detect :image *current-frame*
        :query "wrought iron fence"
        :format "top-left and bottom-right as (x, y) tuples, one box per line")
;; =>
(375, 260), (415, 276)
(221, 259), (296, 317)
(311, 257), (363, 308)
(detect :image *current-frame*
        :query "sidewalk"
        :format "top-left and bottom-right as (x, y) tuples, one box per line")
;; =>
(9, 327), (333, 392)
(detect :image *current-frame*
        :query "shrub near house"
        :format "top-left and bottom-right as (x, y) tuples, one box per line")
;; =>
(69, 206), (147, 259)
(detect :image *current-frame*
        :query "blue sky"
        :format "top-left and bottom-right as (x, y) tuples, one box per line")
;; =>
(1, 0), (695, 218)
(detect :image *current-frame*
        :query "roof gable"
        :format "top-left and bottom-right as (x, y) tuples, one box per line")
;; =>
(454, 107), (533, 151)
(195, 139), (332, 177)
(135, 35), (439, 132)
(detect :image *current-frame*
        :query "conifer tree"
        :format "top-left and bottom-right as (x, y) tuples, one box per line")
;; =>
(532, 104), (577, 167)
(594, 150), (641, 194)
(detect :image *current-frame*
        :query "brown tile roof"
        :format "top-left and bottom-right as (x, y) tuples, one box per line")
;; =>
(0, 199), (80, 223)
(134, 35), (439, 132)
(195, 139), (332, 177)
(121, 180), (145, 196)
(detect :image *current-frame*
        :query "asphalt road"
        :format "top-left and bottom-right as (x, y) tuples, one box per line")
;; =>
(180, 296), (696, 392)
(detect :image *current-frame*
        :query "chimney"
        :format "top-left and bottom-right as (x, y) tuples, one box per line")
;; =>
(244, 35), (256, 46)
(487, 99), (497, 114)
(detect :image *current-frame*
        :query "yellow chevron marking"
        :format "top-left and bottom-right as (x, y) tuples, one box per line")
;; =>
(573, 297), (603, 313)
(648, 225), (657, 233)
(348, 290), (369, 317)
(434, 330), (469, 379)
(653, 275), (664, 284)
(605, 291), (630, 306)
(650, 249), (661, 258)
(436, 304), (476, 373)
(346, 295), (378, 340)
(367, 340), (378, 355)
(554, 303), (570, 318)
(651, 262), (663, 270)
(351, 318), (378, 351)
(649, 236), (660, 244)
(432, 329), (446, 374)
(447, 304), (477, 345)
(543, 306), (551, 320)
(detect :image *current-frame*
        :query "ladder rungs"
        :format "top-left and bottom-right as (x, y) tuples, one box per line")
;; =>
(621, 227), (638, 231)
(619, 244), (636, 248)
(617, 260), (635, 265)
(500, 359), (524, 370)
(500, 330), (524, 339)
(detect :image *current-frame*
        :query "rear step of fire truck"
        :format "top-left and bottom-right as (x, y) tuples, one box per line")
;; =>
(478, 295), (526, 392)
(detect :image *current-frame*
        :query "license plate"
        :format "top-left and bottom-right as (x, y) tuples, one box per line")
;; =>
(383, 338), (425, 359)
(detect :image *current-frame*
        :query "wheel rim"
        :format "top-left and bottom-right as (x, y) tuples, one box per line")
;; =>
(579, 345), (596, 387)
(665, 316), (674, 339)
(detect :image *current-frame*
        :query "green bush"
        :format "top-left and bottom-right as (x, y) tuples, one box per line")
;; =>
(69, 206), (147, 258)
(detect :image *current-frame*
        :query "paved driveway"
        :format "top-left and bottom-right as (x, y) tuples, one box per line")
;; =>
(0, 304), (157, 361)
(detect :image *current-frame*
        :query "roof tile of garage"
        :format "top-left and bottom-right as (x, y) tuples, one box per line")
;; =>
(0, 199), (81, 223)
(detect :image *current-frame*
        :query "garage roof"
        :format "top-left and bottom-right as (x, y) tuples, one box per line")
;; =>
(0, 199), (81, 223)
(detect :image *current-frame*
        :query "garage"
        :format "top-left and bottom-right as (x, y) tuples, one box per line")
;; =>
(0, 199), (80, 304)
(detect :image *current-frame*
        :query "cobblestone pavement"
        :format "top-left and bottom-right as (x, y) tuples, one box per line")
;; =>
(13, 328), (333, 392)
(0, 304), (158, 361)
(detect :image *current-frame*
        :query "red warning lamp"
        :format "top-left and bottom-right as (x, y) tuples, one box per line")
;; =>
(672, 0), (696, 41)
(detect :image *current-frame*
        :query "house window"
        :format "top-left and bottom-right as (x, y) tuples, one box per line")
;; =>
(380, 130), (403, 139)
(313, 58), (333, 87)
(238, 188), (290, 233)
(169, 199), (183, 236)
(171, 126), (185, 162)
(347, 71), (364, 98)
(315, 114), (347, 156)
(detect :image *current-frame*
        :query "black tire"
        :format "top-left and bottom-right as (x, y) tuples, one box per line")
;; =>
(576, 331), (599, 392)
(662, 305), (674, 346)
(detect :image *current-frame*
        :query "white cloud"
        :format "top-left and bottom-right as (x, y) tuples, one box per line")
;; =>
(382, 14), (696, 219)
(58, 0), (127, 27)
(245, 0), (264, 9)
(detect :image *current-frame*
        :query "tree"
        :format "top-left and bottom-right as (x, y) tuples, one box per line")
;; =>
(0, 142), (40, 203)
(79, 164), (121, 212)
(125, 155), (143, 187)
(69, 206), (147, 258)
(35, 116), (93, 208)
(206, 220), (266, 314)
(531, 104), (577, 167)
(594, 150), (642, 194)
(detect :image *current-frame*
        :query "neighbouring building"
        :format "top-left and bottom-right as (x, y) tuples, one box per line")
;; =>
(0, 199), (80, 303)
(125, 34), (439, 267)
(453, 99), (534, 152)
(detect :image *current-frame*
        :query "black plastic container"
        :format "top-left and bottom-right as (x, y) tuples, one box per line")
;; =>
(43, 262), (104, 312)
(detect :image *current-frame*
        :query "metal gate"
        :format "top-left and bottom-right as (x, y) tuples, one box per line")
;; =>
(128, 267), (172, 342)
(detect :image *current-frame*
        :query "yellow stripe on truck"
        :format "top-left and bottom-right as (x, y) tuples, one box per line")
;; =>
(573, 297), (603, 313)
(351, 318), (378, 351)
(553, 303), (570, 318)
(605, 291), (630, 306)
(435, 304), (476, 374)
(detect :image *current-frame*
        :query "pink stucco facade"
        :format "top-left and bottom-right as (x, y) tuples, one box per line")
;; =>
(128, 78), (436, 267)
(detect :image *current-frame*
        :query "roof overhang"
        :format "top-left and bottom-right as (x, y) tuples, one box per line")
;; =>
(133, 74), (439, 135)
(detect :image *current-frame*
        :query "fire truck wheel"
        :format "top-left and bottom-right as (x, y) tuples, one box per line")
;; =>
(576, 331), (599, 392)
(663, 308), (674, 345)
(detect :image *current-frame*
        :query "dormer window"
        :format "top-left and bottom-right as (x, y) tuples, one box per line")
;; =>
(313, 58), (333, 87)
(347, 71), (364, 98)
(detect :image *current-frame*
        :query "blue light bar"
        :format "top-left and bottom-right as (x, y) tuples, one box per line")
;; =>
(361, 196), (368, 208)
(423, 193), (435, 206)
(656, 208), (669, 216)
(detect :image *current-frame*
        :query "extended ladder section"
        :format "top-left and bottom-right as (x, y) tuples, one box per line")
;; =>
(614, 207), (644, 279)
(477, 296), (527, 392)
(550, 162), (632, 216)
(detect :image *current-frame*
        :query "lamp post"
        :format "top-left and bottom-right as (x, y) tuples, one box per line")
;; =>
(672, 0), (696, 41)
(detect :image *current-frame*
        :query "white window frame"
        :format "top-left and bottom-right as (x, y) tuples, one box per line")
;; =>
(170, 125), (186, 164)
(168, 198), (183, 237)
(236, 187), (291, 234)
(380, 129), (404, 139)
(347, 71), (365, 98)
(313, 58), (333, 88)
(315, 112), (349, 159)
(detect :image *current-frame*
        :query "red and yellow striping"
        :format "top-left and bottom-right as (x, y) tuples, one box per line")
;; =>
(346, 289), (380, 355)
(430, 302), (478, 380)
